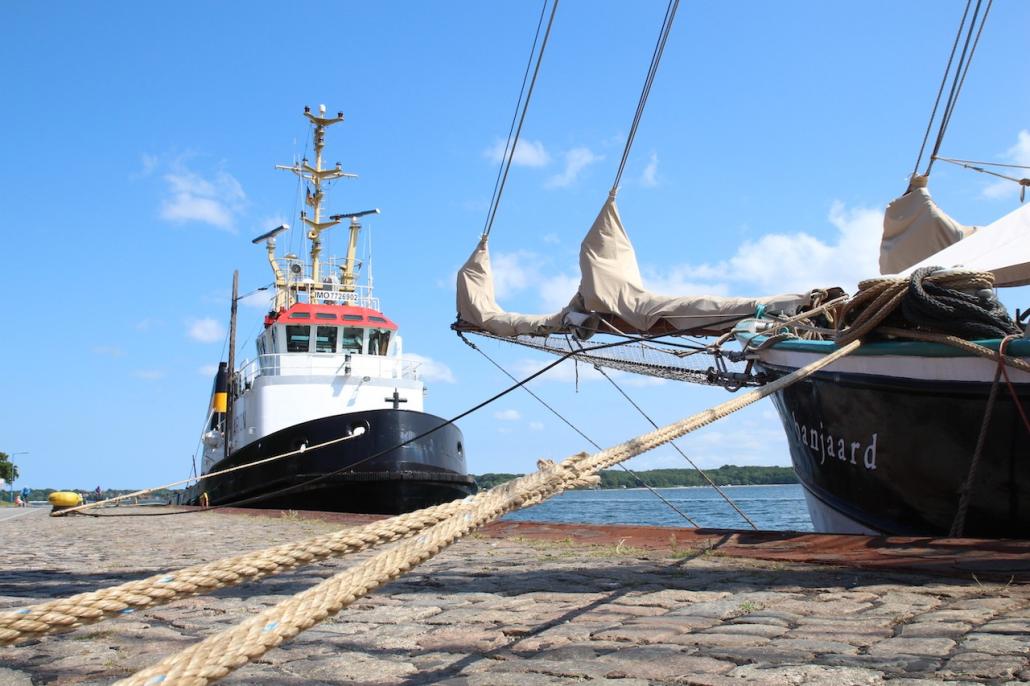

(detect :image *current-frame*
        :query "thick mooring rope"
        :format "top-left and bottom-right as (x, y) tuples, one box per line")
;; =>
(0, 496), (483, 644)
(115, 340), (859, 686)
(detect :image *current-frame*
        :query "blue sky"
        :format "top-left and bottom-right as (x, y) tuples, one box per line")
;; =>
(2, 1), (1028, 490)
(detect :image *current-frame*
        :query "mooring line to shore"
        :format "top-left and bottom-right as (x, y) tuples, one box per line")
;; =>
(50, 431), (362, 518)
(109, 340), (860, 686)
(0, 495), (485, 644)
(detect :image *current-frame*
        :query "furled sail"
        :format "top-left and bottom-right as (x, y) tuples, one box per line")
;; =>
(455, 236), (571, 337)
(456, 193), (812, 338)
(879, 179), (976, 274)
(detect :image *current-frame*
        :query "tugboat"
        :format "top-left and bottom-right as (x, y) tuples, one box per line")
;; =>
(186, 105), (476, 514)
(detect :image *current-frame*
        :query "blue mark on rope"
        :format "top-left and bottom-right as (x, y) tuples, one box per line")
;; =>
(262, 621), (279, 633)
(159, 576), (175, 584)
(15, 609), (29, 615)
(121, 608), (135, 615)
(145, 676), (166, 685)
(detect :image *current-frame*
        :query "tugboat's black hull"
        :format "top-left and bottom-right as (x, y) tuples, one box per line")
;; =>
(186, 409), (476, 515)
(761, 363), (1030, 538)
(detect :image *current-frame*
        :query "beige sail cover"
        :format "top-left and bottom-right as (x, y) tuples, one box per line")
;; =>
(456, 194), (812, 337)
(455, 235), (569, 337)
(577, 194), (810, 331)
(879, 186), (976, 274)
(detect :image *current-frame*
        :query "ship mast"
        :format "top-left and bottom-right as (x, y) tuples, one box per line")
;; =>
(257, 105), (381, 310)
(275, 105), (355, 293)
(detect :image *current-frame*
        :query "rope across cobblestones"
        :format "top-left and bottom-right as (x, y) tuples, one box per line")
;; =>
(113, 340), (858, 686)
(0, 496), (481, 644)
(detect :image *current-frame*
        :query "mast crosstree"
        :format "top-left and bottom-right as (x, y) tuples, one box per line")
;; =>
(261, 104), (379, 310)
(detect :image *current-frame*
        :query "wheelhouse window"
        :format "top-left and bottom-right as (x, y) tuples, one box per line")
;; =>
(367, 328), (392, 356)
(341, 327), (364, 354)
(286, 325), (311, 353)
(315, 326), (337, 353)
(315, 313), (336, 320)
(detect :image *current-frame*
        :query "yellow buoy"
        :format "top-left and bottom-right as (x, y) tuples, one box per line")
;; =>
(48, 491), (83, 510)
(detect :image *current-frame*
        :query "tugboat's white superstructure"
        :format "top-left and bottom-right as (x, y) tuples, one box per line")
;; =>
(189, 106), (474, 513)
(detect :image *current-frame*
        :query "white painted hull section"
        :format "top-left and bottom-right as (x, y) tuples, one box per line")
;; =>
(202, 350), (429, 474)
(757, 347), (1030, 384)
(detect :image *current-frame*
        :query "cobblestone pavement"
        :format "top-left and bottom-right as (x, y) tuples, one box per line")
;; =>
(1, 507), (1028, 685)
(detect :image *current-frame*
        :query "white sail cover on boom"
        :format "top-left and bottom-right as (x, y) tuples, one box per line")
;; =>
(456, 194), (812, 337)
(901, 199), (1030, 288)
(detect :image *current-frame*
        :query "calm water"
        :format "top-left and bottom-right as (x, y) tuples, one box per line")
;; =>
(502, 483), (813, 532)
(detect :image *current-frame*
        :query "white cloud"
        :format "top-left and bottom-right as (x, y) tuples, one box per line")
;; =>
(493, 409), (522, 421)
(198, 364), (220, 377)
(133, 369), (165, 381)
(491, 250), (541, 299)
(641, 152), (658, 187)
(160, 160), (246, 232)
(982, 130), (1030, 199)
(726, 202), (881, 293)
(140, 153), (158, 177)
(529, 421), (545, 431)
(484, 138), (550, 167)
(187, 318), (225, 343)
(406, 353), (456, 384)
(546, 147), (603, 189)
(538, 272), (579, 311)
(642, 202), (882, 296)
(135, 318), (162, 332)
(92, 345), (125, 358)
(542, 233), (560, 245)
(642, 266), (730, 299)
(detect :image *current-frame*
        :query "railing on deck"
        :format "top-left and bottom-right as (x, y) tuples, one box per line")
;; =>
(238, 353), (421, 387)
(275, 257), (381, 311)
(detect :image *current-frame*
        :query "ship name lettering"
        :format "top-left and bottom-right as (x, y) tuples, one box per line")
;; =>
(792, 413), (876, 471)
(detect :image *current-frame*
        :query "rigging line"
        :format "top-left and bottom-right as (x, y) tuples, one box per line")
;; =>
(934, 156), (1030, 171)
(925, 0), (991, 177)
(932, 0), (993, 170)
(462, 332), (699, 527)
(576, 339), (759, 530)
(611, 0), (680, 193)
(912, 0), (973, 177)
(937, 158), (1030, 187)
(481, 0), (550, 238)
(482, 0), (559, 239)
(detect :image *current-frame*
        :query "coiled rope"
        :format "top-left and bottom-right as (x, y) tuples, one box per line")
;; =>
(836, 267), (1020, 347)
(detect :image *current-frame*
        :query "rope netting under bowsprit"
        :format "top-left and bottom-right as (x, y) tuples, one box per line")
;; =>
(470, 330), (741, 385)
(3, 341), (858, 686)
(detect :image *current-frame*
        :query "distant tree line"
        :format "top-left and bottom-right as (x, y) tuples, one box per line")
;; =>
(14, 488), (177, 503)
(474, 466), (797, 490)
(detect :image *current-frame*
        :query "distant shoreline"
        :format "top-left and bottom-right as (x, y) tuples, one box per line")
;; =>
(475, 466), (798, 490)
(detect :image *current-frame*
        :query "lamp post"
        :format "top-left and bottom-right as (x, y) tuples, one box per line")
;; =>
(8, 452), (29, 504)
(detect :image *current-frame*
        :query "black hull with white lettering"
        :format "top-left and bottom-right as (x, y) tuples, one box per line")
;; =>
(760, 361), (1030, 537)
(186, 409), (476, 515)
